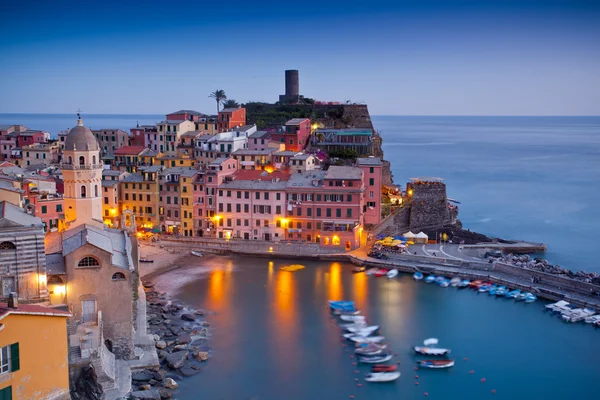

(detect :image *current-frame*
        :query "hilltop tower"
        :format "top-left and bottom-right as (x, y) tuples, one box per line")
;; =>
(279, 69), (302, 103)
(62, 113), (104, 228)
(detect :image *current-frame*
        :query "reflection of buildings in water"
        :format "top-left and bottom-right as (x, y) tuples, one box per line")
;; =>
(378, 278), (411, 328)
(208, 264), (235, 312)
(352, 270), (368, 310)
(268, 261), (274, 285)
(327, 262), (343, 300)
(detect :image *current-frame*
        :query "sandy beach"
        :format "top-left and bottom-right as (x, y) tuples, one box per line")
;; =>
(138, 242), (188, 279)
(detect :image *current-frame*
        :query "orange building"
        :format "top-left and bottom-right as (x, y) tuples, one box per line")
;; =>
(0, 299), (71, 400)
(217, 108), (246, 132)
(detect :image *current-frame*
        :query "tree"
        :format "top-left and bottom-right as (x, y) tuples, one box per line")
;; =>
(221, 99), (240, 109)
(208, 90), (227, 113)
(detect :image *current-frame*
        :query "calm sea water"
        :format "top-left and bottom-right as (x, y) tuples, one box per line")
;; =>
(153, 255), (599, 400)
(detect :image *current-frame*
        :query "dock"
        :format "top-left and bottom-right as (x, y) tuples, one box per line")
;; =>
(462, 241), (547, 254)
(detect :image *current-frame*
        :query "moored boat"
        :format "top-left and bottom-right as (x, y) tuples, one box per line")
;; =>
(562, 308), (595, 323)
(478, 284), (492, 293)
(585, 315), (600, 324)
(358, 353), (393, 363)
(417, 359), (455, 369)
(470, 280), (483, 289)
(515, 292), (528, 301)
(524, 293), (537, 303)
(413, 338), (450, 356)
(439, 279), (450, 288)
(372, 364), (397, 372)
(340, 321), (367, 329)
(281, 264), (305, 272)
(505, 289), (521, 299)
(340, 315), (365, 322)
(435, 276), (447, 284)
(425, 275), (436, 283)
(458, 279), (471, 288)
(355, 343), (387, 355)
(413, 272), (424, 281)
(386, 269), (398, 279)
(329, 300), (355, 310)
(191, 251), (204, 257)
(545, 300), (570, 312)
(375, 269), (388, 277)
(364, 371), (401, 382)
(352, 266), (366, 273)
(334, 309), (361, 316)
(365, 268), (379, 276)
(494, 286), (508, 296)
(346, 325), (379, 334)
(348, 335), (385, 344)
(450, 277), (461, 287)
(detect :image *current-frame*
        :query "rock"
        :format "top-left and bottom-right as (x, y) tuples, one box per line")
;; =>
(148, 379), (158, 386)
(132, 371), (155, 382)
(153, 334), (161, 342)
(139, 384), (152, 390)
(157, 388), (172, 399)
(153, 370), (166, 381)
(130, 390), (161, 400)
(166, 351), (189, 369)
(196, 352), (209, 361)
(179, 366), (200, 377)
(194, 309), (205, 316)
(161, 305), (171, 313)
(71, 364), (103, 400)
(155, 341), (167, 349)
(174, 344), (187, 351)
(169, 326), (182, 336)
(175, 333), (192, 345)
(163, 377), (179, 389)
(181, 313), (195, 322)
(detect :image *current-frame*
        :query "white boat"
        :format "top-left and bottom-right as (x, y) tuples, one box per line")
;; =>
(340, 321), (368, 329)
(366, 268), (379, 276)
(413, 272), (424, 280)
(348, 335), (386, 344)
(333, 309), (361, 316)
(585, 315), (600, 324)
(355, 344), (387, 355)
(413, 338), (451, 356)
(358, 353), (393, 363)
(545, 300), (570, 312)
(450, 277), (461, 287)
(191, 251), (204, 257)
(386, 269), (398, 279)
(562, 308), (595, 323)
(524, 293), (537, 303)
(365, 371), (401, 382)
(347, 325), (379, 334)
(340, 315), (365, 322)
(439, 280), (450, 288)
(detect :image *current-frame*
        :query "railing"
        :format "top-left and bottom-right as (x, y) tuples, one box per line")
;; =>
(60, 163), (104, 170)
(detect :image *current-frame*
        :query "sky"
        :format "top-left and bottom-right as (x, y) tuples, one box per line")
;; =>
(0, 0), (599, 115)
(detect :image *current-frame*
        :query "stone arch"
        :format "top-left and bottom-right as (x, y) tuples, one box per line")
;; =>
(94, 185), (98, 197)
(0, 241), (16, 250)
(79, 156), (85, 165)
(111, 272), (126, 281)
(48, 275), (64, 284)
(81, 185), (86, 198)
(77, 256), (100, 267)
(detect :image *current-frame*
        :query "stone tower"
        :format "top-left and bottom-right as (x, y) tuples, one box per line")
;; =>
(406, 177), (451, 229)
(62, 113), (104, 228)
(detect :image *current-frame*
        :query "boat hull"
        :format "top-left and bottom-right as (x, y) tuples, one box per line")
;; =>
(418, 360), (455, 369)
(365, 372), (401, 382)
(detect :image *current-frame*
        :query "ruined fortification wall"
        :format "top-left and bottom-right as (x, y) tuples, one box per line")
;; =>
(407, 181), (450, 229)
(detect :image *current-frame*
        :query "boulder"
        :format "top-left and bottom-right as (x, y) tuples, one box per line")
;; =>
(132, 371), (154, 382)
(174, 344), (187, 351)
(169, 326), (182, 336)
(166, 351), (189, 369)
(158, 388), (173, 399)
(181, 313), (195, 322)
(155, 341), (167, 350)
(194, 309), (205, 316)
(148, 379), (158, 386)
(153, 370), (166, 381)
(139, 384), (152, 390)
(175, 333), (192, 345)
(196, 352), (209, 361)
(163, 377), (179, 389)
(130, 390), (161, 400)
(179, 366), (200, 377)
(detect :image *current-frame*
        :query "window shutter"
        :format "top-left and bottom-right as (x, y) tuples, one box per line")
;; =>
(10, 343), (19, 372)
(0, 386), (12, 400)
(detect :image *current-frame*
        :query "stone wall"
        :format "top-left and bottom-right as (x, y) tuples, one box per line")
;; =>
(407, 181), (450, 229)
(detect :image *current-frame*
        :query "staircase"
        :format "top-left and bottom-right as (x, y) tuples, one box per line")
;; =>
(67, 318), (82, 363)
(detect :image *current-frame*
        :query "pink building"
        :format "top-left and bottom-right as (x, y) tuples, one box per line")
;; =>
(270, 118), (311, 152)
(17, 130), (48, 148)
(357, 157), (383, 227)
(215, 169), (289, 240)
(248, 131), (271, 150)
(285, 166), (365, 250)
(22, 184), (64, 233)
(130, 125), (156, 147)
(167, 110), (204, 122)
(193, 157), (238, 237)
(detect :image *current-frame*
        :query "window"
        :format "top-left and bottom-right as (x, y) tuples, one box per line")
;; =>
(236, 204), (241, 213)
(255, 192), (260, 200)
(227, 190), (231, 197)
(112, 272), (126, 281)
(78, 257), (100, 267)
(326, 208), (331, 217)
(79, 156), (85, 165)
(104, 197), (108, 204)
(316, 208), (321, 217)
(41, 206), (47, 214)
(297, 208), (302, 216)
(245, 191), (249, 199)
(276, 193), (281, 201)
(317, 194), (322, 201)
(237, 191), (241, 199)
(336, 209), (342, 218)
(264, 192), (269, 200)
(370, 167), (374, 173)
(307, 208), (312, 217)
(307, 222), (312, 229)
(81, 185), (86, 198)
(369, 191), (374, 198)
(276, 206), (281, 214)
(1, 343), (19, 374)
(226, 204), (231, 212)
(347, 209), (352, 217)
(369, 178), (374, 186)
(347, 195), (352, 202)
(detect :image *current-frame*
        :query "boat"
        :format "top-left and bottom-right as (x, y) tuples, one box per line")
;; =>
(364, 371), (401, 382)
(340, 321), (368, 329)
(524, 293), (537, 303)
(191, 251), (204, 257)
(450, 277), (461, 287)
(346, 325), (379, 334)
(371, 365), (398, 372)
(413, 338), (451, 356)
(333, 309), (361, 316)
(585, 315), (600, 324)
(355, 344), (387, 355)
(439, 279), (450, 288)
(139, 258), (154, 263)
(358, 354), (393, 363)
(435, 276), (447, 284)
(340, 315), (365, 322)
(365, 268), (379, 276)
(469, 280), (483, 289)
(545, 300), (570, 312)
(458, 279), (471, 288)
(562, 308), (595, 323)
(413, 272), (424, 280)
(417, 359), (455, 369)
(375, 269), (388, 277)
(329, 300), (355, 310)
(348, 335), (386, 344)
(352, 266), (366, 273)
(425, 275), (436, 283)
(478, 284), (492, 293)
(515, 292), (528, 301)
(505, 289), (521, 299)
(494, 286), (508, 296)
(386, 269), (398, 279)
(281, 264), (305, 272)
(488, 285), (499, 295)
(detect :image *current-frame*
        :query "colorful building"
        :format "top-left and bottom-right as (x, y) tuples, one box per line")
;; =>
(166, 109), (205, 122)
(270, 118), (311, 152)
(312, 128), (373, 156)
(231, 148), (277, 171)
(156, 120), (195, 156)
(158, 167), (197, 235)
(217, 108), (246, 132)
(0, 300), (71, 400)
(248, 130), (272, 150)
(92, 128), (130, 156)
(129, 124), (155, 147)
(102, 180), (120, 228)
(113, 146), (157, 172)
(120, 166), (161, 230)
(357, 157), (383, 227)
(194, 116), (219, 134)
(21, 142), (59, 168)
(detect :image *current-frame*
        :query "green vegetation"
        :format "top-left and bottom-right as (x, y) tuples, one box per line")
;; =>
(327, 149), (359, 160)
(244, 102), (314, 128)
(222, 99), (240, 109)
(209, 90), (227, 113)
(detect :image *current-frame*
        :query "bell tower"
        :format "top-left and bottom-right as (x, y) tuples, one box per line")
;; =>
(62, 113), (104, 228)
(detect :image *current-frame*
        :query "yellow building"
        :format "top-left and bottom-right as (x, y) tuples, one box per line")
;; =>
(179, 169), (197, 237)
(119, 166), (161, 231)
(155, 154), (196, 168)
(101, 180), (120, 228)
(0, 301), (71, 400)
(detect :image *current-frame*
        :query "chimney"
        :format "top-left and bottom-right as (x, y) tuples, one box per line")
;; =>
(7, 292), (18, 309)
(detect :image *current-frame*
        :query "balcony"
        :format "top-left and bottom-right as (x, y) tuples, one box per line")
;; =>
(61, 163), (104, 170)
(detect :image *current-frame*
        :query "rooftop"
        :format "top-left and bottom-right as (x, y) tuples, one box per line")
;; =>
(113, 146), (147, 156)
(209, 157), (230, 166)
(168, 110), (206, 116)
(249, 130), (270, 139)
(220, 170), (290, 190)
(0, 302), (71, 320)
(139, 165), (163, 173)
(274, 150), (298, 157)
(292, 153), (312, 160)
(121, 174), (144, 183)
(101, 180), (119, 187)
(232, 148), (276, 156)
(157, 120), (188, 125)
(102, 169), (123, 177)
(62, 224), (133, 270)
(324, 166), (363, 181)
(286, 171), (327, 189)
(357, 157), (382, 166)
(0, 200), (43, 228)
(316, 128), (372, 136)
(220, 108), (243, 113)
(286, 118), (310, 126)
(409, 177), (444, 183)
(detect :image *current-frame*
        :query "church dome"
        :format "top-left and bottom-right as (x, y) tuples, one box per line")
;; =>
(64, 116), (99, 152)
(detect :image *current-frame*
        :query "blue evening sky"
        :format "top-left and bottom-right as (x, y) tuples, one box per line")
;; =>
(0, 0), (599, 115)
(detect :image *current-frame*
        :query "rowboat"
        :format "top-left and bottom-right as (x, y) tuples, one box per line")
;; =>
(346, 325), (379, 334)
(478, 284), (492, 293)
(372, 364), (397, 372)
(524, 293), (537, 303)
(505, 289), (521, 299)
(281, 264), (305, 272)
(366, 268), (379, 276)
(358, 354), (393, 363)
(355, 344), (387, 355)
(386, 269), (398, 279)
(450, 277), (461, 287)
(439, 279), (450, 288)
(191, 251), (204, 257)
(329, 300), (355, 310)
(139, 258), (154, 263)
(375, 269), (388, 277)
(333, 309), (361, 316)
(413, 272), (424, 280)
(340, 315), (365, 322)
(585, 315), (600, 324)
(347, 335), (385, 344)
(545, 300), (570, 312)
(457, 279), (471, 288)
(417, 359), (455, 369)
(515, 292), (528, 301)
(413, 338), (451, 356)
(352, 266), (366, 273)
(340, 321), (367, 329)
(435, 276), (447, 284)
(364, 371), (401, 382)
(562, 308), (595, 323)
(469, 280), (483, 289)
(425, 275), (436, 283)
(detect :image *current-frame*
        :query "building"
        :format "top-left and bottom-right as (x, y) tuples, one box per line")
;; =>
(155, 154), (195, 168)
(357, 157), (383, 227)
(194, 116), (219, 134)
(217, 108), (246, 132)
(158, 168), (198, 236)
(285, 166), (365, 250)
(22, 184), (64, 233)
(248, 130), (272, 150)
(130, 124), (156, 147)
(312, 128), (373, 156)
(279, 69), (303, 104)
(102, 180), (120, 228)
(92, 128), (130, 156)
(120, 166), (162, 231)
(167, 110), (205, 122)
(195, 130), (249, 165)
(21, 142), (59, 168)
(0, 178), (23, 207)
(289, 153), (318, 174)
(231, 148), (277, 171)
(0, 299), (71, 400)
(270, 118), (311, 152)
(156, 120), (195, 155)
(113, 146), (157, 172)
(0, 201), (48, 301)
(16, 130), (49, 148)
(60, 115), (103, 228)
(215, 170), (289, 240)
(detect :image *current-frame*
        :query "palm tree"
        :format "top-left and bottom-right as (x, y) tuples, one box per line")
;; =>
(209, 90), (227, 113)
(221, 99), (239, 109)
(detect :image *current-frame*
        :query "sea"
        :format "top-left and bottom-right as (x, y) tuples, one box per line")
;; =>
(2, 114), (599, 399)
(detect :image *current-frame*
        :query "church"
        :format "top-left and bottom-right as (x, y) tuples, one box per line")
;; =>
(45, 115), (157, 395)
